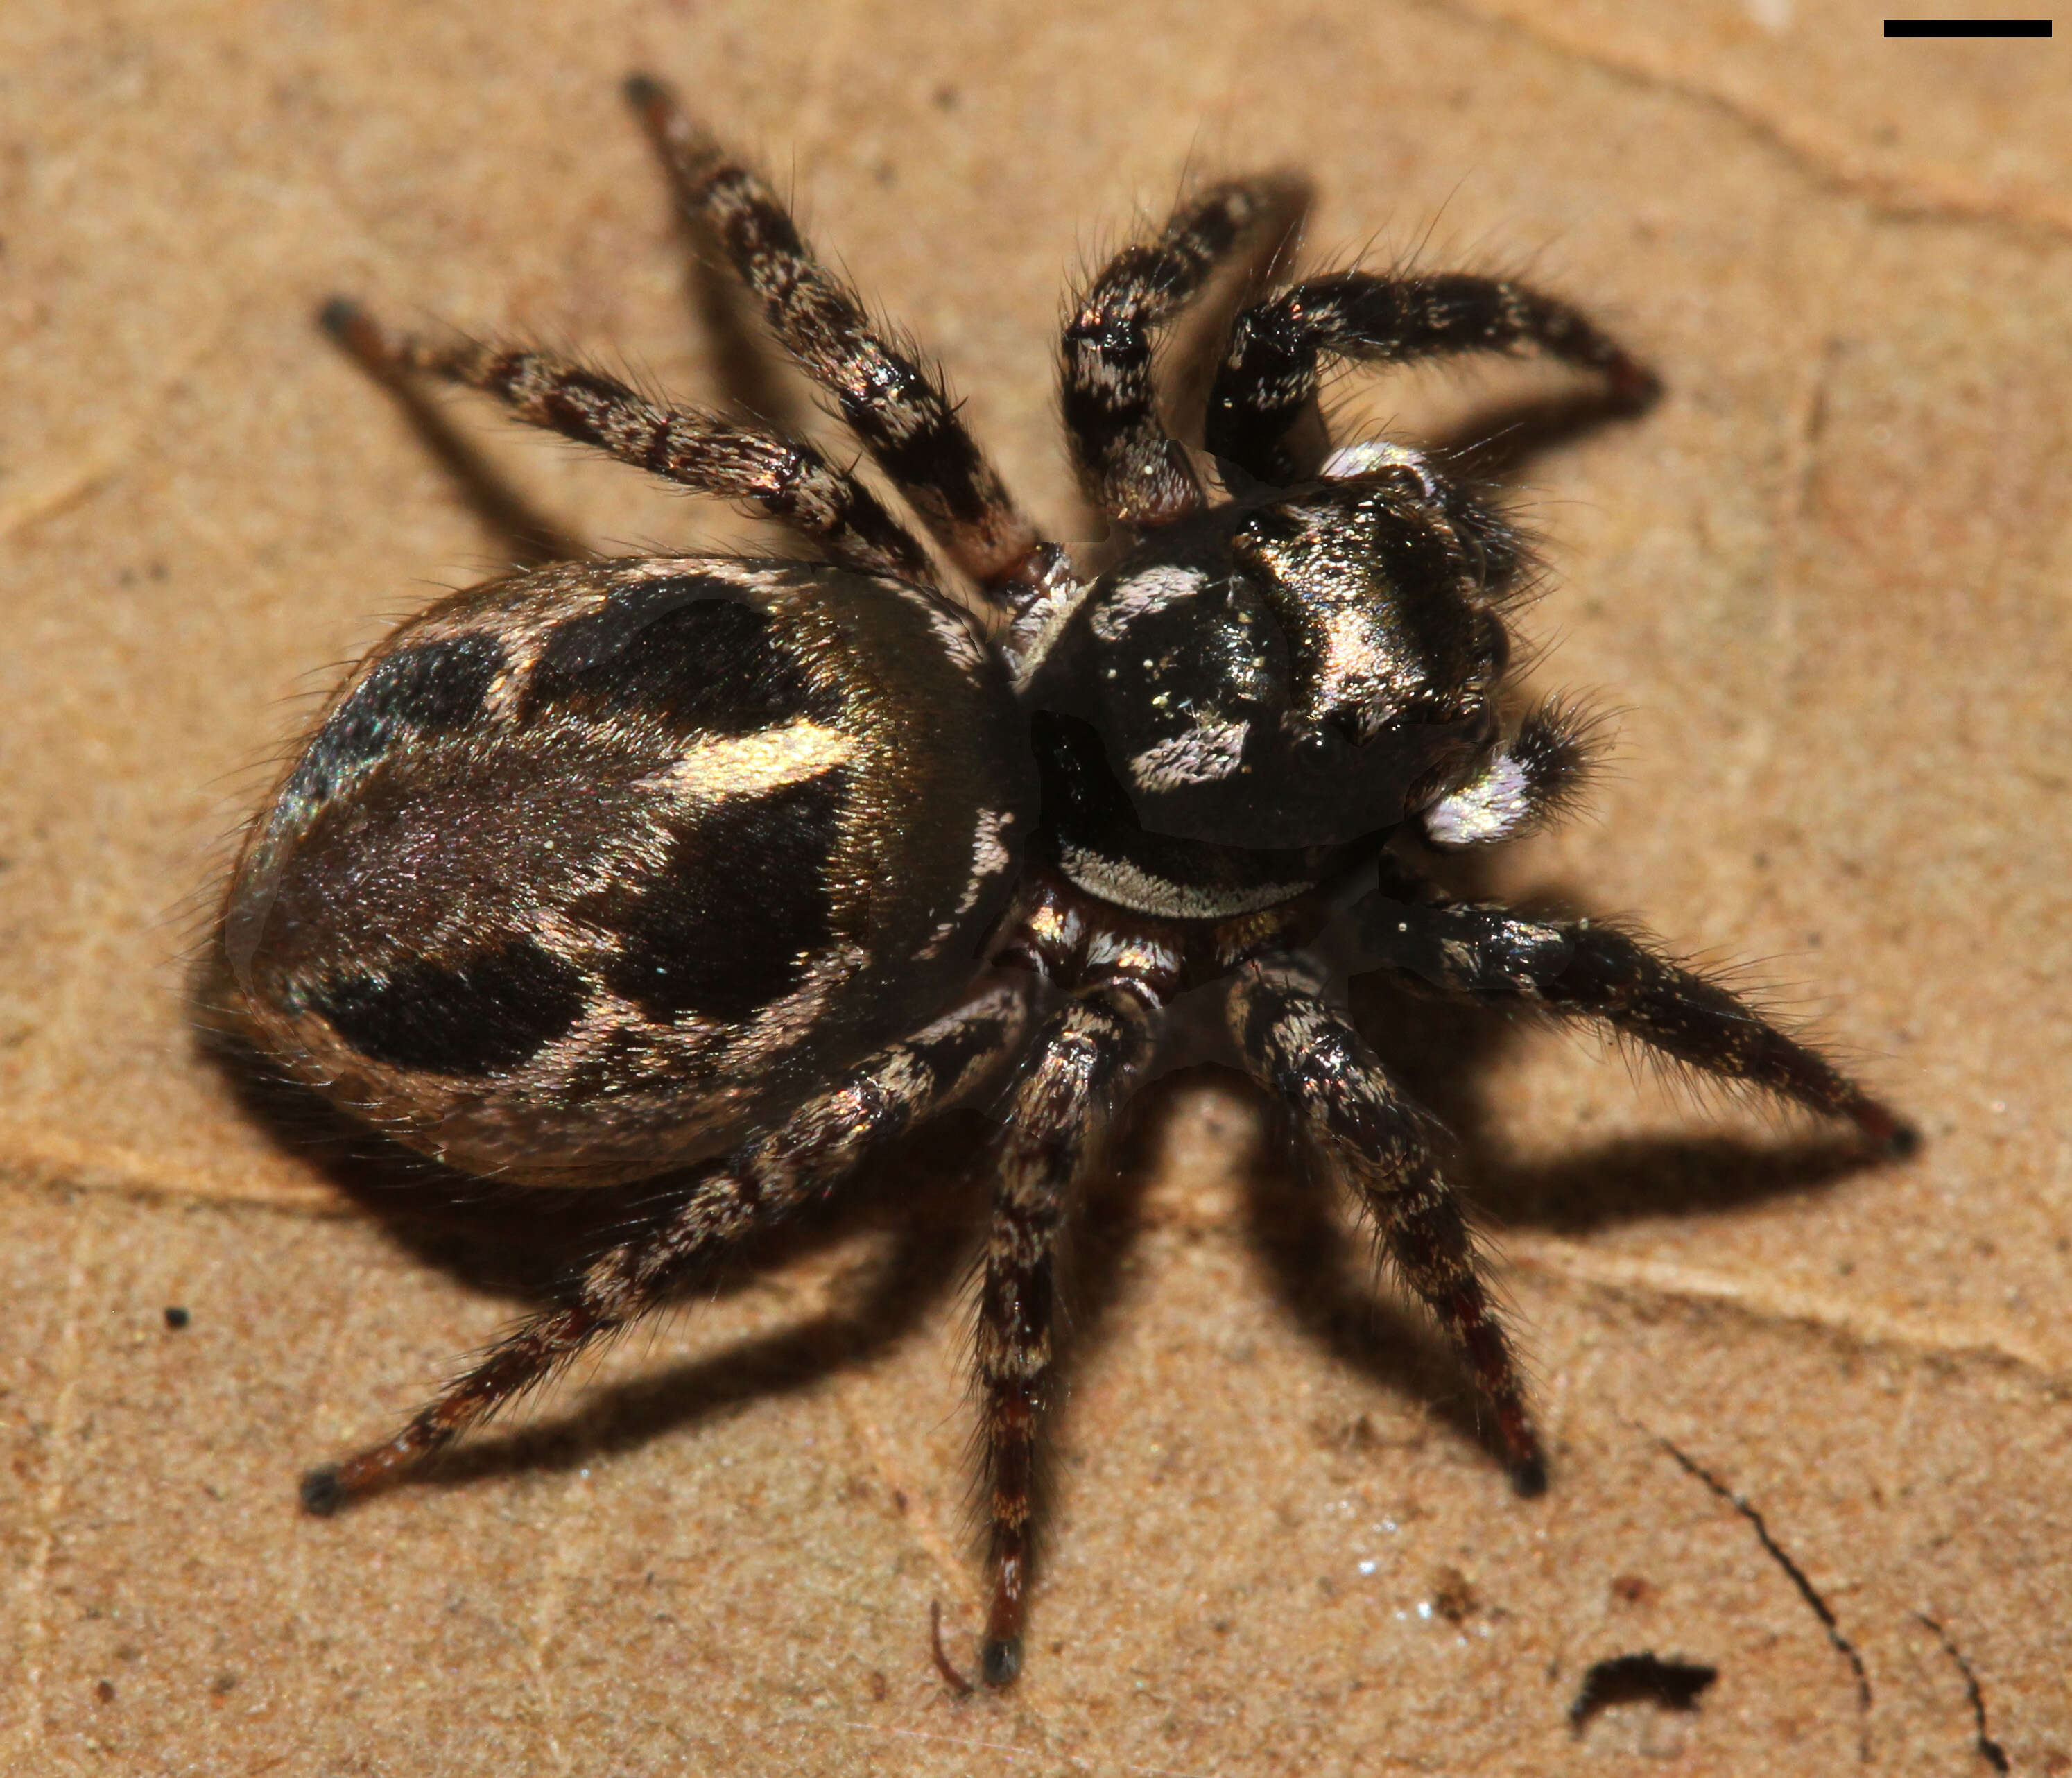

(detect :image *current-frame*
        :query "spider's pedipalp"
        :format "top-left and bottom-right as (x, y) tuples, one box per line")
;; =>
(1062, 178), (1295, 528)
(1227, 954), (1545, 1491)
(321, 304), (938, 586)
(1422, 696), (1604, 847)
(625, 75), (1047, 598)
(300, 981), (1033, 1513)
(1207, 270), (1659, 486)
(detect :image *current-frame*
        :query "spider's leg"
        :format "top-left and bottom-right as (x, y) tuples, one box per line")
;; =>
(1226, 955), (1545, 1490)
(1355, 897), (1916, 1154)
(299, 982), (1031, 1515)
(1063, 178), (1295, 527)
(976, 963), (1169, 1685)
(1207, 270), (1659, 485)
(624, 75), (1046, 601)
(322, 302), (935, 585)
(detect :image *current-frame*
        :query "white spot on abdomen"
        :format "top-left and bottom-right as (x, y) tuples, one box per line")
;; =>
(653, 722), (857, 804)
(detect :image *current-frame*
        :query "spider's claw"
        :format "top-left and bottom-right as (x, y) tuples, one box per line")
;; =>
(1497, 1399), (1548, 1498)
(621, 71), (667, 111)
(316, 295), (361, 340)
(298, 1464), (347, 1517)
(1850, 1096), (1921, 1162)
(981, 1635), (1023, 1689)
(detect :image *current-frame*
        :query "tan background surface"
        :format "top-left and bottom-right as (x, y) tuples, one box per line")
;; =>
(4, 1), (2069, 1772)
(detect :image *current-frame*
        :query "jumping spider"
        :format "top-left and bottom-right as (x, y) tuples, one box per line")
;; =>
(224, 76), (1913, 1687)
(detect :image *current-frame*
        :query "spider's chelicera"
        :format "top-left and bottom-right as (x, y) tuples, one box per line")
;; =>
(224, 76), (1913, 1687)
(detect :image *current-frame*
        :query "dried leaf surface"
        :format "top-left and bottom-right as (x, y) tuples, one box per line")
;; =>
(3, 2), (2066, 1772)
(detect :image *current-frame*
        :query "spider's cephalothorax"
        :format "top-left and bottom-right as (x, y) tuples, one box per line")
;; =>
(232, 77), (1913, 1690)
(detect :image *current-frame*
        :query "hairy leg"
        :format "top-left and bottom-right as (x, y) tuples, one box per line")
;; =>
(625, 75), (1044, 597)
(1207, 270), (1659, 485)
(1062, 178), (1295, 527)
(1227, 954), (1545, 1490)
(322, 300), (935, 585)
(301, 982), (1031, 1514)
(1354, 895), (1916, 1153)
(976, 962), (1169, 1684)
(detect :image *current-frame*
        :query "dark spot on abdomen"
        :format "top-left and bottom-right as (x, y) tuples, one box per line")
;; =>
(524, 576), (839, 737)
(285, 632), (506, 810)
(581, 772), (847, 1024)
(311, 937), (587, 1076)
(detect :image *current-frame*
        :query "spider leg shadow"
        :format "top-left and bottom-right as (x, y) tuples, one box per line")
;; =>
(1425, 372), (1660, 487)
(322, 307), (587, 569)
(1345, 964), (1894, 1240)
(192, 945), (994, 1486)
(1238, 1107), (1518, 1473)
(1221, 881), (1897, 1478)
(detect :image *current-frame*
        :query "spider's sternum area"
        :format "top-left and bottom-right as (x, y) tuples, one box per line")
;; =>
(989, 865), (1321, 1006)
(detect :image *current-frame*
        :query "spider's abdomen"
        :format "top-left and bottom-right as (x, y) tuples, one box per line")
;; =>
(225, 558), (1033, 1186)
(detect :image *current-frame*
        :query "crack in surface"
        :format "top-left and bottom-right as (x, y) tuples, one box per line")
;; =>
(0, 1129), (346, 1217)
(1657, 1436), (1872, 1759)
(1413, 0), (2072, 245)
(1917, 1614), (2010, 1775)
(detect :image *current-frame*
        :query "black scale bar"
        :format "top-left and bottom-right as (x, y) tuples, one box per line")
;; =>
(1884, 18), (2051, 33)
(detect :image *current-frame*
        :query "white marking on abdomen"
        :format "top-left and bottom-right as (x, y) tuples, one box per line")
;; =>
(653, 722), (857, 804)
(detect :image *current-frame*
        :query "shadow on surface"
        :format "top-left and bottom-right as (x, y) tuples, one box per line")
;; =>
(196, 876), (1902, 1503)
